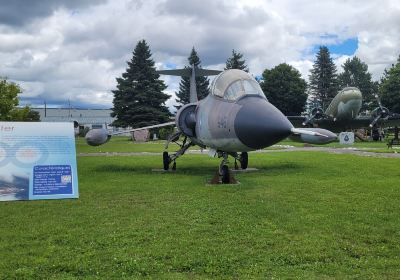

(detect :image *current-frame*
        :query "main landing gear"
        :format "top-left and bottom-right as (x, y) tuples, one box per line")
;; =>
(163, 136), (194, 171)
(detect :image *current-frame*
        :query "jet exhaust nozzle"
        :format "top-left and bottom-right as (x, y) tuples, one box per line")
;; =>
(85, 128), (111, 146)
(289, 128), (337, 144)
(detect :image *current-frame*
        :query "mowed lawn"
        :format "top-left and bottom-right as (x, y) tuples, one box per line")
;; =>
(1, 151), (400, 279)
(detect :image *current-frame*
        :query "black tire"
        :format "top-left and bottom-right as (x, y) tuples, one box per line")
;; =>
(221, 165), (230, 184)
(163, 152), (170, 170)
(240, 152), (248, 169)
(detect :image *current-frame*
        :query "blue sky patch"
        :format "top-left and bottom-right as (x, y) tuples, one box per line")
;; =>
(165, 62), (177, 69)
(312, 37), (358, 56)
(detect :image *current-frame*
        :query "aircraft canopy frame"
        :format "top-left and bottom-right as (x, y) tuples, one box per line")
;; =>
(210, 69), (265, 101)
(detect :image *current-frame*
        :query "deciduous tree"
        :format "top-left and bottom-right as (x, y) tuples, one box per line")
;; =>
(0, 77), (20, 120)
(380, 55), (400, 113)
(260, 63), (307, 115)
(0, 78), (40, 121)
(338, 56), (377, 111)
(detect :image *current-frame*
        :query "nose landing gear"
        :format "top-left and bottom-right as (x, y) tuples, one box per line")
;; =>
(219, 152), (231, 184)
(213, 151), (248, 184)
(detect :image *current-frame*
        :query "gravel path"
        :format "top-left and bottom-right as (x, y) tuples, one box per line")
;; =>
(78, 147), (400, 158)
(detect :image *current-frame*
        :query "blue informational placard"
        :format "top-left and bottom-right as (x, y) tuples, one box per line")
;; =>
(33, 165), (73, 195)
(0, 122), (79, 201)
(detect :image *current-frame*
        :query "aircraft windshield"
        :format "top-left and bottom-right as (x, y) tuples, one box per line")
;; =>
(211, 69), (265, 101)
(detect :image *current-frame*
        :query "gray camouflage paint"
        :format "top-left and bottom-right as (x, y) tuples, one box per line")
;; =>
(195, 94), (248, 151)
(191, 70), (294, 152)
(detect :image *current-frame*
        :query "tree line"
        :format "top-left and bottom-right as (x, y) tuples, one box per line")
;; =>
(3, 39), (399, 126)
(112, 40), (400, 128)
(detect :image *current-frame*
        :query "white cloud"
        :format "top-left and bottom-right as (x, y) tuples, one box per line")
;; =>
(0, 0), (399, 109)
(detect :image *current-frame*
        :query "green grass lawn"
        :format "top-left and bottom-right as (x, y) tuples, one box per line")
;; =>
(1, 151), (400, 279)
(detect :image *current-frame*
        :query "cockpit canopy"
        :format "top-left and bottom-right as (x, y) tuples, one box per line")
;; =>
(210, 69), (266, 101)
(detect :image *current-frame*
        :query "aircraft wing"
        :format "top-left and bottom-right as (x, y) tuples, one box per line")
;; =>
(347, 115), (400, 128)
(85, 121), (175, 146)
(288, 114), (400, 132)
(110, 121), (175, 135)
(383, 114), (400, 127)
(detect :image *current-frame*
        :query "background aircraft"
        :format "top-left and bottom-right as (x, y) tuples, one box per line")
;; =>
(86, 67), (336, 183)
(288, 87), (400, 138)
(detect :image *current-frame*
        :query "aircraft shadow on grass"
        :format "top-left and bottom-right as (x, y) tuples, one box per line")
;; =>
(93, 161), (305, 176)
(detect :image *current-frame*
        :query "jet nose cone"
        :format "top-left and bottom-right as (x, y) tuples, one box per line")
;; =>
(234, 98), (293, 149)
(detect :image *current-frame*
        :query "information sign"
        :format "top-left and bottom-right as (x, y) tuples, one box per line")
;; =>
(0, 122), (79, 201)
(339, 132), (355, 145)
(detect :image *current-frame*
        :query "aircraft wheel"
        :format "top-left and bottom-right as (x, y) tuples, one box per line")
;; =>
(221, 165), (230, 184)
(163, 151), (170, 170)
(240, 152), (248, 169)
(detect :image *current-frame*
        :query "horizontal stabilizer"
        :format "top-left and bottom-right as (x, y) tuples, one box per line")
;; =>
(157, 69), (192, 76)
(195, 69), (222, 76)
(157, 68), (221, 77)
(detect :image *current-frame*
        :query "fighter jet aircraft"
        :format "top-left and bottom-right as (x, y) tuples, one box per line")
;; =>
(86, 67), (336, 183)
(288, 87), (400, 137)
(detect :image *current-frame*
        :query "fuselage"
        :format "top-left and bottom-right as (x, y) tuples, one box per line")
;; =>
(324, 87), (362, 121)
(188, 70), (294, 152)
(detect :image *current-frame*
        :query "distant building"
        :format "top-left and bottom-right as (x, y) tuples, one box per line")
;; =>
(32, 108), (116, 130)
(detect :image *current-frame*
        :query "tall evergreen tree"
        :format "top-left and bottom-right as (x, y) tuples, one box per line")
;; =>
(309, 46), (338, 109)
(225, 49), (249, 72)
(111, 40), (170, 128)
(174, 47), (210, 110)
(338, 56), (377, 112)
(260, 63), (307, 115)
(380, 55), (400, 113)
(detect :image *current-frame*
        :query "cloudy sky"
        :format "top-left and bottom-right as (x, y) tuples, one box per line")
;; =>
(1, 0), (399, 111)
